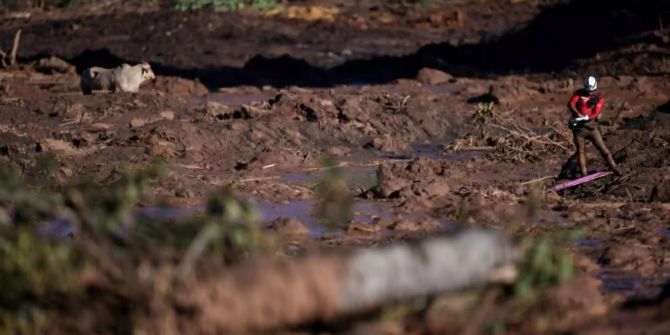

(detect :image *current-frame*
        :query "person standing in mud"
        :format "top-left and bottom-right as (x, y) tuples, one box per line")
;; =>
(567, 76), (622, 177)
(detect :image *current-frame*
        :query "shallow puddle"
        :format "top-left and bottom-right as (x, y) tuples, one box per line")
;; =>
(394, 142), (484, 161)
(42, 197), (397, 239)
(596, 268), (670, 299)
(256, 199), (393, 237)
(38, 218), (75, 237)
(136, 206), (204, 220)
(575, 237), (604, 250)
(280, 166), (377, 189)
(597, 268), (641, 294)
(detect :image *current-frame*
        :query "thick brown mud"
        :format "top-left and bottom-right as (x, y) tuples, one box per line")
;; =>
(2, 0), (670, 333)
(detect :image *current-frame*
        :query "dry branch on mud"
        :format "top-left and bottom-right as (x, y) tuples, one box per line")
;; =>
(451, 104), (572, 163)
(487, 117), (572, 162)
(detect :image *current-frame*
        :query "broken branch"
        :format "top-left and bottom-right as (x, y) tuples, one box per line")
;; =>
(9, 29), (21, 66)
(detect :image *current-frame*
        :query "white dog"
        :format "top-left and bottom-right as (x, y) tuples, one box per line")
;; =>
(80, 62), (155, 94)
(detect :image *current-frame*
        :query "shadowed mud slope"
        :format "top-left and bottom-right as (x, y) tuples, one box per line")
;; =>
(2, 0), (669, 89)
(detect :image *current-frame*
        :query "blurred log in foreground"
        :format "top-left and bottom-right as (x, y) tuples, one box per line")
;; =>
(175, 227), (520, 334)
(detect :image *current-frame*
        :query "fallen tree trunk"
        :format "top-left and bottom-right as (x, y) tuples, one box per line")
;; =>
(174, 227), (520, 334)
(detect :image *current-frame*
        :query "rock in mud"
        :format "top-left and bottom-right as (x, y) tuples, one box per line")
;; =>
(416, 67), (452, 85)
(375, 176), (409, 198)
(372, 158), (452, 205)
(420, 179), (451, 198)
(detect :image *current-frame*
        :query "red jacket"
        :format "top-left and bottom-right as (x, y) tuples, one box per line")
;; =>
(567, 89), (605, 121)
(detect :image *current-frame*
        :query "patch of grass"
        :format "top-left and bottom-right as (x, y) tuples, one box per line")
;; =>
(0, 231), (85, 307)
(514, 230), (581, 301)
(173, 0), (277, 11)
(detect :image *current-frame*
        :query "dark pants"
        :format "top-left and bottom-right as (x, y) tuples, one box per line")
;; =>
(572, 124), (619, 176)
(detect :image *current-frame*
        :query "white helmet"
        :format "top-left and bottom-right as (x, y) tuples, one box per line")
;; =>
(584, 76), (597, 91)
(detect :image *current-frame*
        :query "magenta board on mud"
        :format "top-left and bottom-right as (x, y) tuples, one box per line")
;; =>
(552, 172), (613, 192)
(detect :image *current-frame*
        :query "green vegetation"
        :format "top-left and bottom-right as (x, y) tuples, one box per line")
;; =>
(514, 231), (580, 300)
(173, 0), (277, 11)
(314, 155), (353, 231)
(0, 160), (270, 333)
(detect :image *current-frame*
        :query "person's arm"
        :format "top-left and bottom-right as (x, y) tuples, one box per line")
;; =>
(590, 95), (605, 120)
(567, 93), (586, 118)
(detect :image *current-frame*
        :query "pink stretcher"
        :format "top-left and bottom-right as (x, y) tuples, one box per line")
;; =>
(552, 171), (613, 192)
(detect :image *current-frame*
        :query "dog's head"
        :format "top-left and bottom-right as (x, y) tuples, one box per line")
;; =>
(140, 62), (156, 82)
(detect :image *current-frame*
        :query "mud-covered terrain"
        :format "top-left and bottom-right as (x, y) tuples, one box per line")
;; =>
(1, 0), (670, 333)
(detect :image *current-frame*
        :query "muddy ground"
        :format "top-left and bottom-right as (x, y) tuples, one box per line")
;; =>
(1, 0), (670, 333)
